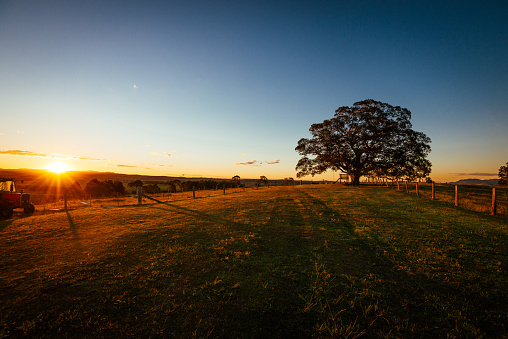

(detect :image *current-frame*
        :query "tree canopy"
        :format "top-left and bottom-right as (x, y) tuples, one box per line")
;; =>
(499, 162), (508, 186)
(295, 99), (431, 185)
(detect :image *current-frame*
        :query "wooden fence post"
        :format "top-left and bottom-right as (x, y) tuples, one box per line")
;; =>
(491, 187), (497, 216)
(431, 182), (435, 200)
(455, 185), (459, 206)
(137, 186), (142, 205)
(416, 182), (419, 196)
(223, 184), (226, 195)
(397, 180), (400, 191)
(405, 181), (408, 193)
(192, 186), (195, 199)
(64, 191), (68, 211)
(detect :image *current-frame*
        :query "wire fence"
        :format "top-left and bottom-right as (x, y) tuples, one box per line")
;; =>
(381, 181), (508, 217)
(26, 185), (260, 215)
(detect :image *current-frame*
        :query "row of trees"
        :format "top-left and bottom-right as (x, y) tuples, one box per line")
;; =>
(66, 176), (269, 199)
(65, 179), (126, 198)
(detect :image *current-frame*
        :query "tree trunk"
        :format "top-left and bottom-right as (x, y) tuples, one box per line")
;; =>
(349, 172), (361, 186)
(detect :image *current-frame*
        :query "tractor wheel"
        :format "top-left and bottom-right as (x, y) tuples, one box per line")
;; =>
(24, 204), (35, 214)
(1, 205), (14, 219)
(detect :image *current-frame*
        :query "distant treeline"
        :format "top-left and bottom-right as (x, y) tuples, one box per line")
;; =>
(66, 178), (243, 198)
(65, 179), (126, 198)
(151, 180), (241, 194)
(54, 177), (331, 199)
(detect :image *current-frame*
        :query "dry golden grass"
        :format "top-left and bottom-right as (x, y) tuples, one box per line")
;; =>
(1, 185), (507, 337)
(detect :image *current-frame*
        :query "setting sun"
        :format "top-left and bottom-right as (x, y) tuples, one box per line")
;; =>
(47, 162), (70, 174)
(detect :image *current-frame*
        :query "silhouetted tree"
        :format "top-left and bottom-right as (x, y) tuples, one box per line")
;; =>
(499, 162), (508, 186)
(128, 180), (143, 188)
(85, 179), (111, 197)
(284, 177), (295, 186)
(258, 176), (268, 186)
(232, 175), (241, 187)
(166, 181), (176, 193)
(170, 180), (181, 192)
(67, 181), (86, 198)
(143, 183), (160, 194)
(84, 179), (125, 197)
(104, 180), (125, 195)
(296, 99), (432, 185)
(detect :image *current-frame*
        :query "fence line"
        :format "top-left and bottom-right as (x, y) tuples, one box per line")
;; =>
(26, 184), (269, 215)
(385, 181), (507, 217)
(22, 180), (505, 218)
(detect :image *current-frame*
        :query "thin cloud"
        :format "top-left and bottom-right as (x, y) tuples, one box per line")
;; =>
(236, 160), (261, 167)
(235, 159), (280, 166)
(117, 164), (137, 168)
(451, 172), (498, 177)
(151, 151), (172, 157)
(0, 150), (47, 157)
(77, 156), (107, 161)
(266, 159), (280, 165)
(0, 149), (106, 161)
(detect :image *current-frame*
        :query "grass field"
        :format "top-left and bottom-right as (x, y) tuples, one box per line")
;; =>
(1, 185), (506, 338)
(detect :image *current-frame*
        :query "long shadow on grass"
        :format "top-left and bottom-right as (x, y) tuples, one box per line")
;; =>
(0, 219), (14, 232)
(141, 199), (319, 337)
(18, 191), (504, 338)
(144, 201), (240, 228)
(66, 211), (84, 253)
(294, 188), (507, 338)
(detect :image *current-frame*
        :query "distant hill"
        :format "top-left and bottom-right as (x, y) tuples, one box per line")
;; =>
(449, 178), (499, 186)
(0, 168), (322, 189)
(0, 168), (219, 184)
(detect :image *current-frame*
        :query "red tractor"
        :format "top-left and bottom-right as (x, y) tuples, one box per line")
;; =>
(0, 178), (35, 218)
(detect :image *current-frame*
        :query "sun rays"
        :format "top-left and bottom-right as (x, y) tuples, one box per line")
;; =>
(47, 162), (70, 174)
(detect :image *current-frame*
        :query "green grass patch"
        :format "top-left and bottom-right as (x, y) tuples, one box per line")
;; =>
(1, 185), (506, 338)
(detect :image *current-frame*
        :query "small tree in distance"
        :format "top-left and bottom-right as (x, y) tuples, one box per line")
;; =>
(258, 176), (268, 186)
(284, 177), (295, 186)
(499, 162), (508, 186)
(128, 180), (143, 188)
(232, 175), (241, 187)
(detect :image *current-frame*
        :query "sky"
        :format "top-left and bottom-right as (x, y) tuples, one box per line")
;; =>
(1, 0), (507, 182)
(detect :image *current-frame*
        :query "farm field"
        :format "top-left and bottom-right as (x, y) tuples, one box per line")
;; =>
(0, 185), (507, 338)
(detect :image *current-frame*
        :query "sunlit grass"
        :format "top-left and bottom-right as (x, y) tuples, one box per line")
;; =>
(1, 185), (506, 337)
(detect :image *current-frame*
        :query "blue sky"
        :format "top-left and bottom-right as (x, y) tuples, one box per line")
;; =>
(1, 0), (507, 182)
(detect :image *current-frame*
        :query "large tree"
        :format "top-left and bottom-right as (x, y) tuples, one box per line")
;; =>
(295, 99), (431, 185)
(499, 162), (508, 186)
